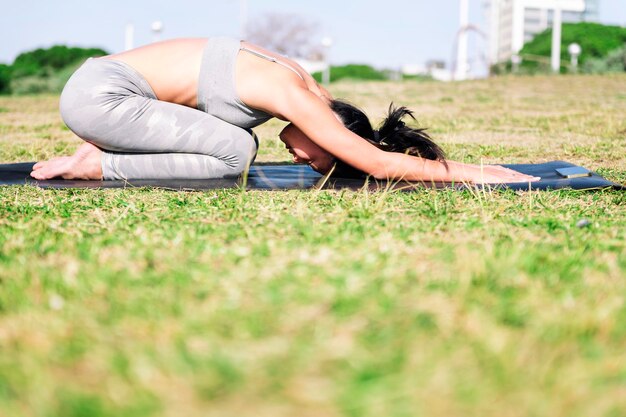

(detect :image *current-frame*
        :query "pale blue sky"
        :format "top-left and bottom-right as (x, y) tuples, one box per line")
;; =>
(2, 0), (625, 69)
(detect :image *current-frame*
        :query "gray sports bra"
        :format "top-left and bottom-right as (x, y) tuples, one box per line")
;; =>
(196, 37), (304, 130)
(238, 46), (305, 81)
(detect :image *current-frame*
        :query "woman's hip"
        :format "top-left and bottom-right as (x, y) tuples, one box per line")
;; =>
(59, 58), (158, 139)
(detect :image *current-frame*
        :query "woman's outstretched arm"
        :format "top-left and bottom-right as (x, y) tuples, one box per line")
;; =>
(273, 86), (537, 184)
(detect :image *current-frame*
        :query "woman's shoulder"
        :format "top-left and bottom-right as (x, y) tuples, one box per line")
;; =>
(146, 37), (209, 49)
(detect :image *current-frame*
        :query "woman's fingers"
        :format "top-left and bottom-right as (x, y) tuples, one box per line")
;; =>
(500, 175), (541, 183)
(492, 166), (539, 180)
(474, 165), (540, 183)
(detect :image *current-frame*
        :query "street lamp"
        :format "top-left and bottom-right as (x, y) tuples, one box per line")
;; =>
(511, 54), (522, 74)
(151, 21), (164, 43)
(568, 43), (582, 72)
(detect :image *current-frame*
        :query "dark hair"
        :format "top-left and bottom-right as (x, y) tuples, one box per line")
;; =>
(330, 99), (446, 178)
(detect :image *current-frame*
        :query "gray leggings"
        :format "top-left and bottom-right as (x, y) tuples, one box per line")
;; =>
(59, 58), (258, 180)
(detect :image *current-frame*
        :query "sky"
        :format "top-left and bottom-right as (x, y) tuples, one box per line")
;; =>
(1, 0), (625, 71)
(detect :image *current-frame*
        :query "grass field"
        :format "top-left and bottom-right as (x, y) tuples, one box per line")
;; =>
(0, 74), (625, 417)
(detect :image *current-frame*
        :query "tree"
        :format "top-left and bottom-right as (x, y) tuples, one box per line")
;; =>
(1, 45), (110, 95)
(0, 64), (12, 94)
(11, 45), (109, 78)
(245, 13), (324, 59)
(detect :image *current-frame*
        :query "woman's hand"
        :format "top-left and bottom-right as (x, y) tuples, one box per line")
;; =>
(451, 162), (540, 184)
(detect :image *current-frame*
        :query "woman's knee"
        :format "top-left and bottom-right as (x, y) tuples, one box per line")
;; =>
(59, 79), (84, 135)
(59, 75), (106, 141)
(223, 127), (258, 174)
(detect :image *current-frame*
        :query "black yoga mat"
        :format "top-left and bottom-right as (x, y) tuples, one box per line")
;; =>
(0, 161), (623, 191)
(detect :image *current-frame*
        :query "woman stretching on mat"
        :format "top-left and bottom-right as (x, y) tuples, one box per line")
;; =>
(31, 37), (537, 184)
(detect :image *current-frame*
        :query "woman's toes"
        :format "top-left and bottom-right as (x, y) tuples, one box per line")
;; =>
(30, 157), (72, 180)
(30, 167), (55, 180)
(33, 157), (65, 171)
(28, 145), (103, 181)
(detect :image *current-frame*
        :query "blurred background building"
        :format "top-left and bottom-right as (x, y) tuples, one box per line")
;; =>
(488, 0), (599, 63)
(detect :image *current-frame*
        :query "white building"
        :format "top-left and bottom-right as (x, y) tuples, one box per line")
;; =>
(488, 0), (599, 63)
(293, 58), (328, 75)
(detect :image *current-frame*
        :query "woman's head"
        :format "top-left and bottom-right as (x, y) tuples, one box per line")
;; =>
(278, 123), (335, 174)
(329, 99), (446, 177)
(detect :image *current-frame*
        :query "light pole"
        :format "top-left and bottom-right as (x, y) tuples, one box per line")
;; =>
(321, 36), (333, 85)
(551, 6), (562, 73)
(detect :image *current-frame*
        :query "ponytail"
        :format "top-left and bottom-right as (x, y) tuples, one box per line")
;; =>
(375, 103), (446, 164)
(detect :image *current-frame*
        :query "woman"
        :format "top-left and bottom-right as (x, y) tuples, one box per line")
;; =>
(30, 37), (537, 184)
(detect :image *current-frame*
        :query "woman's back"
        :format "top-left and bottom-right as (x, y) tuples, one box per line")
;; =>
(103, 38), (207, 107)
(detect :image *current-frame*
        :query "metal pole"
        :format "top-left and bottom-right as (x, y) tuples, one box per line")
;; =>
(240, 0), (248, 39)
(125, 23), (134, 51)
(456, 0), (469, 80)
(488, 0), (501, 70)
(322, 66), (330, 85)
(321, 37), (333, 86)
(551, 6), (562, 73)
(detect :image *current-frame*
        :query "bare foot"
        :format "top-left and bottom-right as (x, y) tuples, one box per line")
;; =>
(30, 142), (103, 180)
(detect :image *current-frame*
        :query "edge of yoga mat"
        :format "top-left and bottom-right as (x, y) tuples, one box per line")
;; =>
(0, 161), (623, 191)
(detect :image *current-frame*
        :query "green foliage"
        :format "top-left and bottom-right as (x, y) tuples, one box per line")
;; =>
(11, 45), (108, 78)
(583, 45), (626, 73)
(9, 60), (87, 95)
(1, 45), (109, 95)
(518, 22), (626, 73)
(401, 73), (434, 81)
(312, 64), (387, 83)
(8, 76), (53, 95)
(0, 64), (11, 94)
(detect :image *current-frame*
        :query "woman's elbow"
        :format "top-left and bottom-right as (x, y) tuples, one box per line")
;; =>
(363, 154), (393, 180)
(362, 153), (427, 181)
(368, 167), (389, 180)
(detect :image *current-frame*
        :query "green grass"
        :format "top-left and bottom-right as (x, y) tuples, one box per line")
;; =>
(0, 74), (625, 417)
